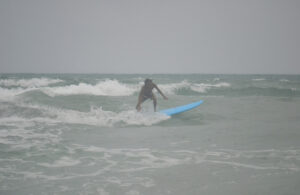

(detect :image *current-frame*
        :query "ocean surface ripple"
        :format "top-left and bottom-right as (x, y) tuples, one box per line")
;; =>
(1, 74), (300, 195)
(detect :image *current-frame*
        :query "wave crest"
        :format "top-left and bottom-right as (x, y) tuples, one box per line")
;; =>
(159, 80), (191, 95)
(6, 103), (170, 127)
(55, 106), (169, 127)
(158, 81), (231, 94)
(190, 82), (231, 93)
(43, 79), (139, 97)
(0, 78), (62, 88)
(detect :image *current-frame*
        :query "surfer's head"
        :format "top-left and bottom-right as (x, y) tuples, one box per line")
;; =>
(144, 78), (152, 85)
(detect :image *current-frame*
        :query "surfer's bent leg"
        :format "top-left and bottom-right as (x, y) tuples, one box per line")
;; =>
(136, 99), (143, 111)
(152, 94), (157, 112)
(136, 96), (147, 111)
(136, 103), (141, 111)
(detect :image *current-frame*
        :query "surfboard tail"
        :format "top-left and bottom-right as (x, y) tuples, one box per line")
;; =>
(159, 100), (203, 116)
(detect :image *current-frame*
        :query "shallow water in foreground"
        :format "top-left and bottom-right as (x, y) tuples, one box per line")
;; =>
(0, 74), (300, 194)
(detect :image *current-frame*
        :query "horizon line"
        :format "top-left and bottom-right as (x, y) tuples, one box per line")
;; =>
(1, 72), (300, 75)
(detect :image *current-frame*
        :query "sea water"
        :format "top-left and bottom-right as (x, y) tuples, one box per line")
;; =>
(0, 74), (299, 195)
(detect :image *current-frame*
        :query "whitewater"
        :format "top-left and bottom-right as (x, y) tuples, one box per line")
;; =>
(0, 74), (300, 195)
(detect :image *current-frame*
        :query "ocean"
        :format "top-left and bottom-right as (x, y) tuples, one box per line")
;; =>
(0, 74), (299, 195)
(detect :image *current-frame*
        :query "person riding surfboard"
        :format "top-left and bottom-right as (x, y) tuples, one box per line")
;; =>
(136, 79), (168, 112)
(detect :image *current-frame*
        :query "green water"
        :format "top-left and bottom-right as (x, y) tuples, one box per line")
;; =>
(0, 74), (300, 194)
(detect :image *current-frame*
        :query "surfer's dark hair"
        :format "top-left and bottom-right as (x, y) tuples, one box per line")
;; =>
(144, 78), (152, 84)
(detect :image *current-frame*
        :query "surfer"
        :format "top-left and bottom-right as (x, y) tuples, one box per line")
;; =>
(136, 79), (168, 112)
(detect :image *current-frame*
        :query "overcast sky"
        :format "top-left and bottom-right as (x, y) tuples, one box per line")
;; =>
(1, 0), (299, 74)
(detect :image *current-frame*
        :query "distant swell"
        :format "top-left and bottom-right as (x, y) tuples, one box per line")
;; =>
(214, 87), (299, 97)
(0, 76), (298, 99)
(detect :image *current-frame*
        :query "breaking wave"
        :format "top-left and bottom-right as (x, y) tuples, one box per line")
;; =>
(42, 79), (139, 97)
(158, 80), (191, 94)
(1, 76), (297, 98)
(0, 78), (62, 88)
(0, 103), (170, 127)
(0, 87), (33, 101)
(190, 82), (231, 93)
(48, 106), (169, 127)
(41, 80), (231, 97)
(0, 78), (232, 99)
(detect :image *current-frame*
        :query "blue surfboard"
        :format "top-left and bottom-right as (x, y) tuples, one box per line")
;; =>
(159, 100), (203, 116)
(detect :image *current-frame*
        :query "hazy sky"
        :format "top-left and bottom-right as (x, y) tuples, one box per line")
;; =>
(1, 0), (300, 74)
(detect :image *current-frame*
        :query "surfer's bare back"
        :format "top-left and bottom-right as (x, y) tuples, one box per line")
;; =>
(136, 79), (168, 112)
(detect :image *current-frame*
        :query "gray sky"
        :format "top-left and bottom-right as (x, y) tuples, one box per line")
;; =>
(1, 0), (300, 74)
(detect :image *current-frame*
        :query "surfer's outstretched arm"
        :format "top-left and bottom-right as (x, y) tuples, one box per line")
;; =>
(154, 84), (168, 100)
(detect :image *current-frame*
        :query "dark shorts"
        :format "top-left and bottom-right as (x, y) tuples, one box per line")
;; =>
(142, 92), (155, 101)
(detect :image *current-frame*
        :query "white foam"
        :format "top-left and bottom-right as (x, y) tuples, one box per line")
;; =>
(158, 80), (191, 95)
(158, 81), (231, 94)
(60, 107), (169, 127)
(203, 149), (300, 171)
(205, 160), (279, 170)
(15, 103), (170, 127)
(0, 87), (31, 100)
(0, 116), (61, 150)
(190, 82), (231, 93)
(39, 157), (81, 167)
(0, 79), (232, 98)
(0, 78), (62, 88)
(0, 78), (62, 100)
(0, 115), (57, 126)
(280, 79), (290, 82)
(3, 143), (299, 188)
(252, 78), (266, 81)
(43, 79), (138, 97)
(79, 146), (193, 172)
